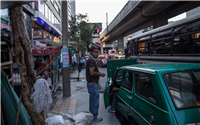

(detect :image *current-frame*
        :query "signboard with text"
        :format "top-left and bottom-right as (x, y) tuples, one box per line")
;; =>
(62, 46), (69, 68)
(1, 23), (12, 31)
(33, 30), (42, 38)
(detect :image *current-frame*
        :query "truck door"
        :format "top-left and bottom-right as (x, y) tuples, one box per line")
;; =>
(117, 70), (134, 119)
(104, 69), (124, 108)
(107, 58), (137, 81)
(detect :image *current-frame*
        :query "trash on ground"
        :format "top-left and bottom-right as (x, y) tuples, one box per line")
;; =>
(46, 111), (93, 125)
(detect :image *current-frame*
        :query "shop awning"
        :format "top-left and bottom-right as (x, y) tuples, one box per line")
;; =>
(33, 11), (62, 37)
(1, 1), (32, 9)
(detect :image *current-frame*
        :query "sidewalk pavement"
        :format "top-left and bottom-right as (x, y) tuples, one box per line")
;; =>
(48, 68), (120, 125)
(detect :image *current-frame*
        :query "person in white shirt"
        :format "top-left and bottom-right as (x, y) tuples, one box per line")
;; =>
(72, 54), (77, 71)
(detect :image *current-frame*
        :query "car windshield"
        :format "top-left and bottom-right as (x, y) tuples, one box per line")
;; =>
(163, 70), (200, 109)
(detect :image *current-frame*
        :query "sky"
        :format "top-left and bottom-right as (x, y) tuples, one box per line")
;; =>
(76, 0), (129, 32)
(76, 0), (187, 34)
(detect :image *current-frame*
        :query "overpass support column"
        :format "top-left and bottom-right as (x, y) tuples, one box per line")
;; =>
(118, 35), (124, 50)
(153, 11), (168, 28)
(101, 42), (103, 54)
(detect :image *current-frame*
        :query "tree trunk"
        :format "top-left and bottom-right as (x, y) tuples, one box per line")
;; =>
(9, 6), (44, 125)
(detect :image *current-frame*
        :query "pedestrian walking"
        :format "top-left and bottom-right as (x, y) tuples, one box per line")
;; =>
(86, 47), (105, 122)
(72, 54), (77, 71)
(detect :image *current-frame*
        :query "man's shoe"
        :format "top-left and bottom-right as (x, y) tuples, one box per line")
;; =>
(94, 117), (103, 122)
(108, 108), (116, 113)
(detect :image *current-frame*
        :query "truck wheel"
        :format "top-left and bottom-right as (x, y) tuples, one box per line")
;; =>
(130, 119), (137, 125)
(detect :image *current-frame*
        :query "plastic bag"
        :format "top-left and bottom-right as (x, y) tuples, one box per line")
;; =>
(46, 111), (93, 125)
(74, 111), (93, 125)
(45, 115), (65, 125)
(47, 112), (75, 125)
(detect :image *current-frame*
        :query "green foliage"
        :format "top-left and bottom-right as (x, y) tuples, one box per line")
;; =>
(68, 14), (92, 53)
(68, 15), (78, 42)
(142, 25), (153, 33)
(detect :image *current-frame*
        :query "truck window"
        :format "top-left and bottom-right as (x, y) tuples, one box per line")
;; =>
(115, 70), (123, 82)
(135, 72), (157, 104)
(122, 70), (133, 91)
(163, 70), (200, 109)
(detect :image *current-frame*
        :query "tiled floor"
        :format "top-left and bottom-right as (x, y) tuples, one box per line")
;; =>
(52, 82), (77, 114)
(50, 71), (79, 115)
(71, 70), (78, 78)
(52, 97), (77, 114)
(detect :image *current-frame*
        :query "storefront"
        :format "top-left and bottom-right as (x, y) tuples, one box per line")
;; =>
(1, 8), (9, 25)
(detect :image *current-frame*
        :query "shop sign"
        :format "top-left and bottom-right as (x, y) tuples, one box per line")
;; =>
(1, 22), (12, 31)
(49, 35), (53, 39)
(54, 37), (60, 42)
(43, 31), (53, 39)
(62, 45), (69, 68)
(31, 20), (35, 28)
(33, 30), (42, 38)
(43, 31), (49, 39)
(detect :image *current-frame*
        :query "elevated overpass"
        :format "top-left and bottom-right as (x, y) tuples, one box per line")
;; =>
(100, 1), (200, 50)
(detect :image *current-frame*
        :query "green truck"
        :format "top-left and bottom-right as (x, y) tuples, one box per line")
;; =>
(104, 60), (200, 125)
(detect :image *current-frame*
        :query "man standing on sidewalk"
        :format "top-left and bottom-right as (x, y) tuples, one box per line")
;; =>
(86, 47), (105, 122)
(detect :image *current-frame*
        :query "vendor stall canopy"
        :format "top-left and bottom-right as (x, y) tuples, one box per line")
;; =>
(1, 70), (33, 125)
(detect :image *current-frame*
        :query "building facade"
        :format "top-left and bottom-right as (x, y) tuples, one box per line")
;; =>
(1, 2), (35, 41)
(1, 1), (76, 46)
(68, 1), (76, 17)
(33, 0), (61, 46)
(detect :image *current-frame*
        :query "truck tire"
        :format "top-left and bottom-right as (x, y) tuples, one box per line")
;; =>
(130, 119), (137, 125)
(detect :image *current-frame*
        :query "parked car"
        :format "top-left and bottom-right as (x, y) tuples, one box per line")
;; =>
(113, 54), (125, 60)
(108, 49), (117, 55)
(104, 61), (200, 125)
(98, 55), (107, 67)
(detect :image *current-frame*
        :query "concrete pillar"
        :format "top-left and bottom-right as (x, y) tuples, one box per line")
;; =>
(101, 42), (103, 54)
(118, 35), (124, 50)
(153, 11), (168, 28)
(62, 1), (71, 98)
